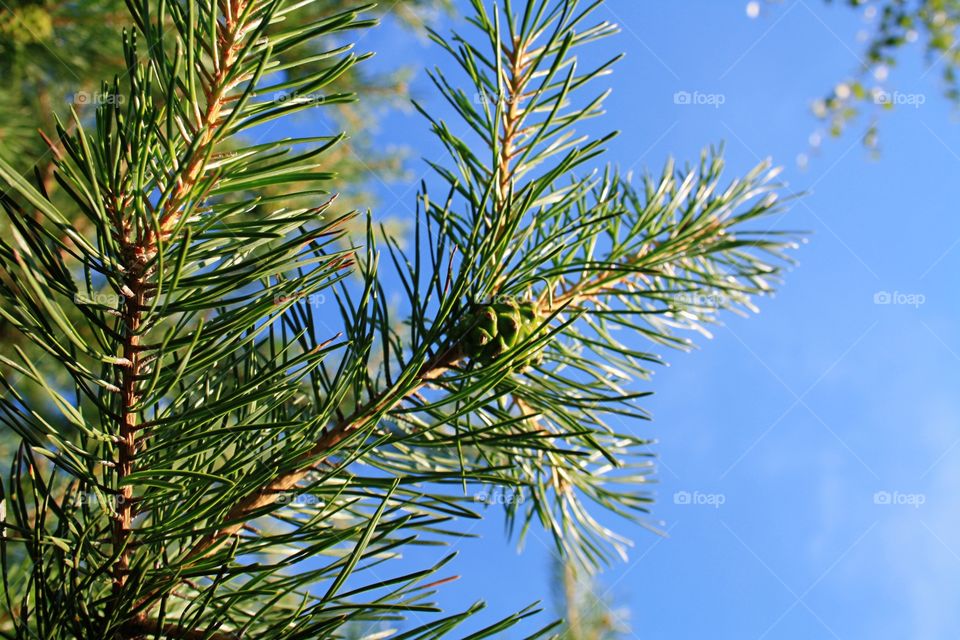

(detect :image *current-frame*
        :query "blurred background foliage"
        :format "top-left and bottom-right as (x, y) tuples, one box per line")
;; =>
(553, 561), (629, 640)
(814, 0), (960, 151)
(0, 0), (451, 205)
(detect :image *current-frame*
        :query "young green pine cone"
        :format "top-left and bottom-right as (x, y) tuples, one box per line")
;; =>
(493, 301), (521, 344)
(515, 301), (546, 369)
(462, 306), (497, 352)
(456, 298), (546, 370)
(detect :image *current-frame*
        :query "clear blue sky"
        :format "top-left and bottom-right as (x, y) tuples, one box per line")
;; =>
(317, 1), (960, 637)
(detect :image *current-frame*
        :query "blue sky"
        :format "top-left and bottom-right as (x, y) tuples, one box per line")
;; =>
(322, 1), (960, 637)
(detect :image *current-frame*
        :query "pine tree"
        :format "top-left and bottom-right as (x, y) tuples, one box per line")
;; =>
(0, 0), (795, 637)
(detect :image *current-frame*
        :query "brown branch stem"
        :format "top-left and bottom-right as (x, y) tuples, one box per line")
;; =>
(110, 0), (248, 601)
(112, 277), (143, 591)
(137, 0), (247, 263)
(496, 35), (533, 214)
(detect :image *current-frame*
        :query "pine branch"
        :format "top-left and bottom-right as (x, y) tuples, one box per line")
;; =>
(0, 0), (800, 636)
(497, 27), (531, 207)
(110, 0), (258, 593)
(177, 0), (795, 577)
(144, 0), (250, 259)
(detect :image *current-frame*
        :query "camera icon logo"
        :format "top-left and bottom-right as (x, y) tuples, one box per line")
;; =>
(873, 291), (892, 305)
(673, 91), (691, 105)
(673, 490), (691, 505)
